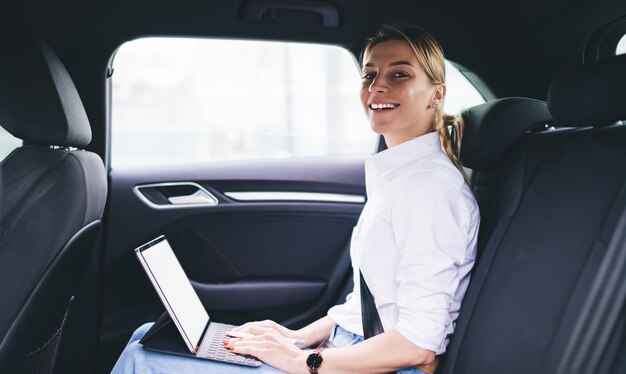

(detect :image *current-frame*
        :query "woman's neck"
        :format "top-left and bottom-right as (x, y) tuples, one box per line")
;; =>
(383, 129), (435, 148)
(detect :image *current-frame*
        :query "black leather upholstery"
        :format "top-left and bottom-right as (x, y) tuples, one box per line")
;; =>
(445, 126), (626, 374)
(0, 148), (106, 336)
(1, 222), (102, 374)
(460, 97), (554, 259)
(0, 36), (106, 374)
(442, 58), (626, 373)
(548, 53), (626, 126)
(0, 36), (91, 147)
(460, 97), (552, 170)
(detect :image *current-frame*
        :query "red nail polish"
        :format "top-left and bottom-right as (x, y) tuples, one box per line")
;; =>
(229, 347), (235, 351)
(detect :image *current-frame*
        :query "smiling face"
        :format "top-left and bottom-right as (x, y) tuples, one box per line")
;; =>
(360, 39), (445, 147)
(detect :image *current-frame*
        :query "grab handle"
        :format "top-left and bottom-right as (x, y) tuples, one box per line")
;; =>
(241, 0), (340, 27)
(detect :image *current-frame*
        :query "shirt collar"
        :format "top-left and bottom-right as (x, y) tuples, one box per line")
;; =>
(366, 131), (442, 173)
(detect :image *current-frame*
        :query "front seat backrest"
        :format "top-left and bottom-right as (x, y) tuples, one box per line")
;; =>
(0, 36), (107, 374)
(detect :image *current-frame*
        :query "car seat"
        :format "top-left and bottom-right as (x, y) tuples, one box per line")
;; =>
(0, 36), (107, 374)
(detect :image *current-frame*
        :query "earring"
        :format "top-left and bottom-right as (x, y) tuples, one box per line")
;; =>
(433, 103), (438, 108)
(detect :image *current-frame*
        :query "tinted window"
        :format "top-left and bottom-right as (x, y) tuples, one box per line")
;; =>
(617, 33), (626, 55)
(0, 127), (21, 160)
(111, 38), (485, 167)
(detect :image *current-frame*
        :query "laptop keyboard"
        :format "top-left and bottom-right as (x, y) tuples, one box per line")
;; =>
(198, 322), (262, 367)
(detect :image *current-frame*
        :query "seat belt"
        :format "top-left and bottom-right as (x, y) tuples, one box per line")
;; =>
(359, 271), (439, 374)
(359, 270), (396, 374)
(359, 270), (385, 339)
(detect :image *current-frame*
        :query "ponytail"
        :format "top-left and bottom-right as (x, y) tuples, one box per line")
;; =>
(435, 112), (471, 187)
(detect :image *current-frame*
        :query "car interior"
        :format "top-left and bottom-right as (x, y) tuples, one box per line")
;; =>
(0, 0), (625, 373)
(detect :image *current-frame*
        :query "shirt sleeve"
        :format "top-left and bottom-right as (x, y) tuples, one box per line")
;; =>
(390, 174), (472, 353)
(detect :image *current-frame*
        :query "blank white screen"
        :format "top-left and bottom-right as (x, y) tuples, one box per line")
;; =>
(141, 239), (209, 349)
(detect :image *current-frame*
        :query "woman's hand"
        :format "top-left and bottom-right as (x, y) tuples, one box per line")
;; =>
(224, 330), (310, 374)
(231, 316), (335, 348)
(230, 319), (303, 341)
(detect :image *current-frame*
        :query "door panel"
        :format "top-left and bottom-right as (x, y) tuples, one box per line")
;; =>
(99, 155), (366, 372)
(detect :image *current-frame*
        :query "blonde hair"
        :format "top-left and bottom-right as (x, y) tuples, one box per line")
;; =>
(362, 24), (470, 186)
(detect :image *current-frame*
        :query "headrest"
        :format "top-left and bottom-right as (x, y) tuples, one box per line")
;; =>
(548, 53), (626, 126)
(460, 97), (552, 169)
(0, 36), (91, 147)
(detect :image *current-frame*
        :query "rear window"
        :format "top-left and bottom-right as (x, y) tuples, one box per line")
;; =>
(110, 38), (485, 168)
(617, 33), (626, 55)
(0, 127), (20, 160)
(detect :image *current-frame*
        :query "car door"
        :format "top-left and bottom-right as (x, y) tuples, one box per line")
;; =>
(97, 38), (370, 372)
(99, 157), (367, 371)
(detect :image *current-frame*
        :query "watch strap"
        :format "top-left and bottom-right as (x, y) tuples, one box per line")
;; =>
(306, 339), (327, 373)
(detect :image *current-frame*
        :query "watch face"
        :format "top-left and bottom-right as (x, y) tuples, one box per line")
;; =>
(306, 352), (323, 369)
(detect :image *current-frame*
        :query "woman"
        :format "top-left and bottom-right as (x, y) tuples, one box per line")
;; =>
(112, 24), (479, 374)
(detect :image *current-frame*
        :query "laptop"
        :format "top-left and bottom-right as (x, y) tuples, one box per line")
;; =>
(135, 235), (262, 367)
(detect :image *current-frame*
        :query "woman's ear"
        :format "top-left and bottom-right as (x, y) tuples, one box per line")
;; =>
(435, 84), (446, 101)
(430, 84), (446, 108)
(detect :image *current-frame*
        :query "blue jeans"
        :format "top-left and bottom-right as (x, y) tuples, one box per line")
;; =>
(111, 323), (429, 373)
(328, 326), (429, 374)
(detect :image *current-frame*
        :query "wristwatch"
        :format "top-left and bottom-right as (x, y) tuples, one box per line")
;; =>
(306, 341), (327, 373)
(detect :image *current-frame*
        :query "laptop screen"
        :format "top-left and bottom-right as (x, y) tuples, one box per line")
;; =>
(136, 237), (209, 351)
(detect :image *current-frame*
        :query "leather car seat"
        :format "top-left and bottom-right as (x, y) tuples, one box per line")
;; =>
(0, 36), (107, 374)
(459, 97), (552, 260)
(441, 54), (626, 374)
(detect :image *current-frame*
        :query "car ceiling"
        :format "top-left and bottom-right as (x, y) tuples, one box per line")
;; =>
(1, 0), (625, 100)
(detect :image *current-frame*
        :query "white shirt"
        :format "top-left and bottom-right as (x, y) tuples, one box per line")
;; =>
(327, 131), (480, 355)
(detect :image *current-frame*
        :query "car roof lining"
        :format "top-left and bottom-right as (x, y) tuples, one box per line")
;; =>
(1, 0), (625, 100)
(2, 0), (624, 162)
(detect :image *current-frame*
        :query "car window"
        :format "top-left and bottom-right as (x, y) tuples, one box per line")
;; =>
(617, 33), (626, 55)
(0, 127), (21, 160)
(111, 38), (486, 168)
(444, 61), (487, 113)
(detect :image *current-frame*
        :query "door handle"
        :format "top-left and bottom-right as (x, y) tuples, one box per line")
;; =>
(168, 189), (217, 205)
(135, 182), (218, 209)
